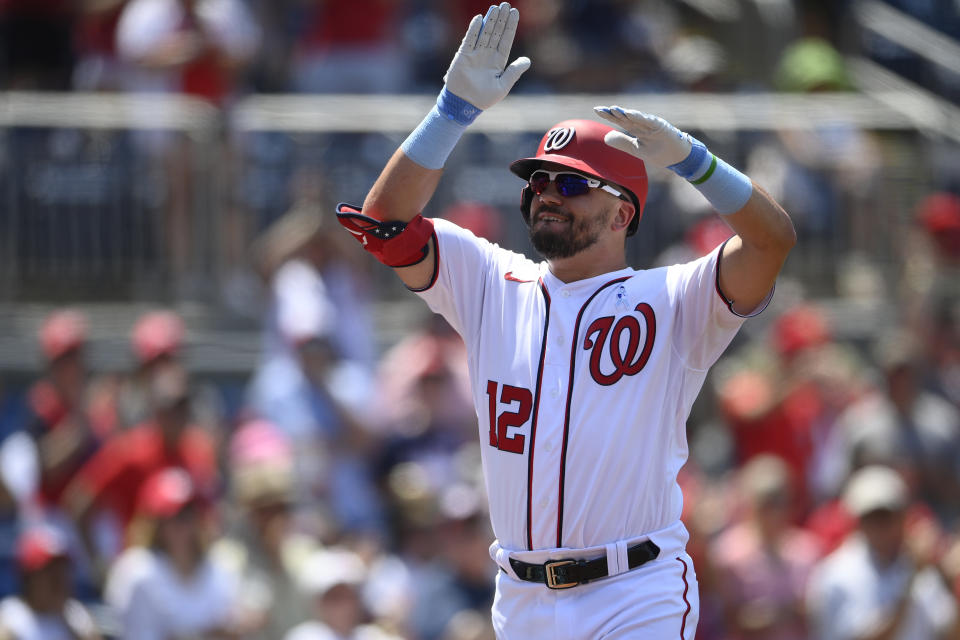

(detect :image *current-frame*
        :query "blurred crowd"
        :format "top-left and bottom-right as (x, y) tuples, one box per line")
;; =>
(0, 0), (955, 97)
(0, 190), (956, 639)
(0, 0), (959, 639)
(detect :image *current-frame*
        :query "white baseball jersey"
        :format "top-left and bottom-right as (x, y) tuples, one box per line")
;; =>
(415, 219), (764, 558)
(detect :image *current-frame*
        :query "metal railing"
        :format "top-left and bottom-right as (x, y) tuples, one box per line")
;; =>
(0, 89), (954, 303)
(0, 92), (221, 301)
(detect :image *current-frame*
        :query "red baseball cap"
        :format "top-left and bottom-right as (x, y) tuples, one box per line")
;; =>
(38, 310), (87, 361)
(916, 192), (960, 257)
(17, 526), (69, 572)
(136, 468), (197, 518)
(510, 119), (648, 234)
(131, 311), (184, 363)
(773, 305), (831, 357)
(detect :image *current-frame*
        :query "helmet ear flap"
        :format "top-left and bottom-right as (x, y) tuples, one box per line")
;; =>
(520, 185), (534, 227)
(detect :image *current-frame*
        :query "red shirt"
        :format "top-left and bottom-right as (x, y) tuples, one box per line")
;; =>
(68, 421), (218, 526)
(28, 378), (117, 505)
(301, 0), (399, 48)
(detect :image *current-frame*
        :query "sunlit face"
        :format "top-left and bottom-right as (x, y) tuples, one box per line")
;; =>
(859, 508), (905, 566)
(527, 164), (627, 260)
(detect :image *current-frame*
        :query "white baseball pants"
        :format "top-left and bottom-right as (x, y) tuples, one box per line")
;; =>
(491, 552), (699, 639)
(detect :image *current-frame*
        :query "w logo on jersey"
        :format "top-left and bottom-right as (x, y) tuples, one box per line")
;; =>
(543, 127), (575, 152)
(582, 303), (656, 386)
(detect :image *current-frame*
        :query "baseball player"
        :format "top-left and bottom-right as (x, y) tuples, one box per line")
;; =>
(337, 3), (796, 638)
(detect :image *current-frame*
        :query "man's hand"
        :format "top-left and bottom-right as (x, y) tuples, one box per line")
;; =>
(594, 106), (695, 169)
(443, 2), (530, 112)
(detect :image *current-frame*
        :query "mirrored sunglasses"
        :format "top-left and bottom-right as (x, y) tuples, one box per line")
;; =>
(529, 169), (625, 200)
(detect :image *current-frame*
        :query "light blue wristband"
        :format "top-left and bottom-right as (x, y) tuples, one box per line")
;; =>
(400, 104), (468, 170)
(667, 136), (711, 180)
(436, 87), (482, 126)
(669, 138), (752, 215)
(399, 88), (483, 170)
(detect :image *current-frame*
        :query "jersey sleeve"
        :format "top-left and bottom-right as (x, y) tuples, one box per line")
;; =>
(666, 240), (772, 371)
(412, 218), (526, 344)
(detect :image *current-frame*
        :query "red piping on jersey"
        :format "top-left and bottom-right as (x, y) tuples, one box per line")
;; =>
(525, 278), (550, 550)
(406, 231), (441, 293)
(677, 556), (692, 638)
(555, 275), (632, 548)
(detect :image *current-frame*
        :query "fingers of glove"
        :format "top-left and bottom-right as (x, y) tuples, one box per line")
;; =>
(487, 3), (511, 52)
(595, 106), (661, 134)
(499, 56), (531, 89)
(623, 110), (671, 135)
(594, 106), (628, 127)
(497, 7), (521, 59)
(477, 4), (502, 49)
(603, 130), (643, 158)
(458, 14), (483, 53)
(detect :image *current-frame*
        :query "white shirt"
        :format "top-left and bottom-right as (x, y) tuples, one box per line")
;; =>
(0, 597), (97, 640)
(285, 622), (403, 640)
(115, 0), (259, 93)
(105, 547), (236, 640)
(416, 220), (761, 554)
(807, 535), (957, 640)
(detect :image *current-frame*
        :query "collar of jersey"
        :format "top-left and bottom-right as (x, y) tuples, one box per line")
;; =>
(541, 265), (635, 294)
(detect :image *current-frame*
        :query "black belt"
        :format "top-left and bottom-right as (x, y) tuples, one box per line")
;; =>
(508, 540), (661, 589)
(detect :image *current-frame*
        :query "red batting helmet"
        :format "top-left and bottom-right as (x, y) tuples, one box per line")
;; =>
(510, 119), (648, 236)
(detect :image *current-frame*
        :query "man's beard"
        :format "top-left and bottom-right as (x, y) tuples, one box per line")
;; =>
(529, 205), (609, 259)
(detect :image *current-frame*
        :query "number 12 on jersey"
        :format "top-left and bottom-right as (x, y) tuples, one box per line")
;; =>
(486, 380), (532, 454)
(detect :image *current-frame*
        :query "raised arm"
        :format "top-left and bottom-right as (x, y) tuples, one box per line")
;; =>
(596, 107), (796, 313)
(340, 3), (530, 290)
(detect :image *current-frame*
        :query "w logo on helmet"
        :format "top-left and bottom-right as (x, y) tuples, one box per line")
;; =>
(543, 127), (575, 152)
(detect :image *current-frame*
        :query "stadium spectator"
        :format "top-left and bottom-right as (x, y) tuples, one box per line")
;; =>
(428, 487), (496, 640)
(104, 467), (236, 640)
(806, 465), (958, 640)
(114, 310), (186, 430)
(718, 304), (869, 512)
(832, 332), (960, 527)
(375, 314), (474, 453)
(248, 207), (383, 538)
(251, 205), (377, 373)
(901, 193), (960, 377)
(114, 310), (223, 437)
(290, 0), (409, 93)
(114, 0), (259, 280)
(0, 431), (39, 598)
(711, 455), (821, 640)
(211, 419), (316, 639)
(286, 547), (403, 640)
(72, 0), (128, 90)
(115, 0), (259, 104)
(0, 525), (101, 639)
(64, 363), (219, 571)
(27, 310), (116, 509)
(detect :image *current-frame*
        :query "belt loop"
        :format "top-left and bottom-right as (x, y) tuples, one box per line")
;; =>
(496, 546), (520, 580)
(615, 540), (630, 575)
(604, 543), (619, 575)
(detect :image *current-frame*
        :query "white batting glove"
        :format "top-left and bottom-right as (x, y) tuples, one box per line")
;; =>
(595, 105), (753, 214)
(440, 2), (531, 121)
(594, 106), (698, 170)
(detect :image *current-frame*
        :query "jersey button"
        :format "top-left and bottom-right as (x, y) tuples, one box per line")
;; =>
(561, 290), (571, 298)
